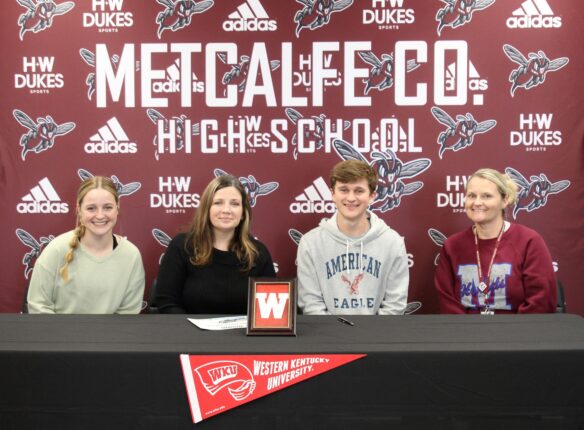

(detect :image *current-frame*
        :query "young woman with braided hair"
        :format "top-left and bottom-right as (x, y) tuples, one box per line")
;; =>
(27, 176), (145, 314)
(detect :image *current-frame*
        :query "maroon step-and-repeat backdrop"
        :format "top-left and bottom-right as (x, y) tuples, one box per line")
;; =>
(1, 0), (582, 314)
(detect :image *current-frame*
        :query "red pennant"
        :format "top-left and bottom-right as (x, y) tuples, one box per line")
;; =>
(180, 353), (366, 423)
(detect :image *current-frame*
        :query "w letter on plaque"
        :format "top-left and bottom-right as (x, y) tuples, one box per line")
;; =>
(247, 278), (296, 335)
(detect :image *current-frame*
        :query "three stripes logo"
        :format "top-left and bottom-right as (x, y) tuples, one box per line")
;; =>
(507, 0), (562, 28)
(445, 60), (488, 105)
(223, 0), (277, 32)
(84, 117), (137, 154)
(152, 59), (205, 94)
(289, 177), (336, 214)
(17, 178), (69, 214)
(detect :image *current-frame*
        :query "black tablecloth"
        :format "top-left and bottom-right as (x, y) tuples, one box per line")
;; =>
(1, 314), (584, 429)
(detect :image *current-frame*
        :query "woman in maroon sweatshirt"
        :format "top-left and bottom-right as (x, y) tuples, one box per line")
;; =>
(434, 168), (556, 314)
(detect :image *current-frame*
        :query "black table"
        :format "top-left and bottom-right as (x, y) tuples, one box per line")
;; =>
(1, 314), (584, 429)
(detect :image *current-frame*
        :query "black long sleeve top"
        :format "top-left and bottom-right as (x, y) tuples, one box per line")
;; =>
(155, 233), (276, 314)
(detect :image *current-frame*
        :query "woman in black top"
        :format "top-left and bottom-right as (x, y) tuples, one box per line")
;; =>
(155, 175), (276, 314)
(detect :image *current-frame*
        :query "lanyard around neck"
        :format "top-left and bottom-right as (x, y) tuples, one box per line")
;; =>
(473, 223), (505, 295)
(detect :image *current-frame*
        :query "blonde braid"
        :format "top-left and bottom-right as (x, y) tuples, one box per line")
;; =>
(59, 175), (118, 282)
(59, 224), (85, 282)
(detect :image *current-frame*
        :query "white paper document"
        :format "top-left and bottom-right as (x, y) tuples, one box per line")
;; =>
(187, 315), (247, 330)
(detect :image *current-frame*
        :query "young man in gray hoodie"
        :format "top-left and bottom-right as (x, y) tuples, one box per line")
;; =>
(297, 160), (409, 315)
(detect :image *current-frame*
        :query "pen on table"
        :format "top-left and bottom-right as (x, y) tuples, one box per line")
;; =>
(337, 317), (354, 326)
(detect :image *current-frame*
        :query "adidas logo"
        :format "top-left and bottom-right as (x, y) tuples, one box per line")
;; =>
(17, 178), (69, 214)
(289, 177), (336, 214)
(84, 117), (137, 154)
(507, 0), (562, 28)
(223, 0), (277, 32)
(152, 59), (204, 93)
(446, 61), (488, 90)
(445, 60), (488, 104)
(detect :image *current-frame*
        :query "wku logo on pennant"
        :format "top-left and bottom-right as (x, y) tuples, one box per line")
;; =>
(194, 360), (256, 400)
(180, 354), (366, 423)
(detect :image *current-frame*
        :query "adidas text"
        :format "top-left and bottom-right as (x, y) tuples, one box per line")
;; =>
(290, 201), (336, 214)
(84, 141), (137, 154)
(506, 15), (561, 28)
(17, 201), (69, 214)
(223, 19), (277, 32)
(152, 80), (205, 93)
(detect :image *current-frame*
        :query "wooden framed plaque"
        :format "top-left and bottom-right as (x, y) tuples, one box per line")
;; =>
(247, 278), (296, 336)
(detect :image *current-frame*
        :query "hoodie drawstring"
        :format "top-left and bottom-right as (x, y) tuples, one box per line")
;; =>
(345, 240), (364, 275)
(345, 240), (350, 275)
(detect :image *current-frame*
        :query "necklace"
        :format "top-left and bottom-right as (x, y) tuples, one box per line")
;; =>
(473, 222), (505, 315)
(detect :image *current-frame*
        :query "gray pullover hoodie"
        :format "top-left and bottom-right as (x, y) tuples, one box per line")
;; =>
(297, 211), (409, 315)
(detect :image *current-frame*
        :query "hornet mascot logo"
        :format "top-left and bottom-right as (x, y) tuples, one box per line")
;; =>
(358, 51), (420, 95)
(288, 228), (304, 246)
(78, 169), (141, 198)
(431, 107), (496, 159)
(79, 48), (116, 101)
(435, 0), (495, 36)
(505, 167), (570, 219)
(16, 228), (55, 279)
(17, 0), (75, 40)
(503, 44), (569, 97)
(294, 0), (353, 37)
(152, 228), (171, 264)
(217, 53), (280, 94)
(333, 139), (430, 212)
(428, 228), (448, 266)
(13, 109), (75, 161)
(213, 169), (278, 207)
(155, 0), (214, 38)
